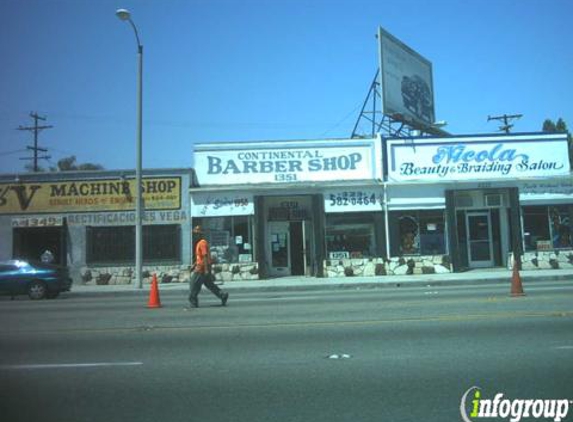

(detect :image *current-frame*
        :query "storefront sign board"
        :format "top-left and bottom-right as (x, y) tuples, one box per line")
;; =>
(191, 192), (254, 217)
(387, 134), (570, 182)
(324, 188), (383, 212)
(519, 180), (573, 204)
(0, 177), (181, 214)
(194, 138), (383, 186)
(66, 210), (189, 226)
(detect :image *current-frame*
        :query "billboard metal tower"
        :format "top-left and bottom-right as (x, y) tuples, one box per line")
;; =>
(351, 27), (449, 139)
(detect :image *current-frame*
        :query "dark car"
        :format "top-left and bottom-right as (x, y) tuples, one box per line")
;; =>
(0, 260), (73, 300)
(401, 74), (433, 122)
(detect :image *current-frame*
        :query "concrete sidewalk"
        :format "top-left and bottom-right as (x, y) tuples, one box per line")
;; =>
(70, 268), (573, 294)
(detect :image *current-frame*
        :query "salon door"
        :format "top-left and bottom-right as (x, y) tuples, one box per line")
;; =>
(466, 211), (494, 268)
(268, 221), (291, 277)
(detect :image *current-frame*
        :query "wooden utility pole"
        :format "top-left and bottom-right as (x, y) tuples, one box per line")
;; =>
(18, 112), (52, 171)
(487, 114), (523, 134)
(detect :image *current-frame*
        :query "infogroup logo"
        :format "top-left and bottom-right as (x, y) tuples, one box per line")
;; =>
(460, 386), (572, 422)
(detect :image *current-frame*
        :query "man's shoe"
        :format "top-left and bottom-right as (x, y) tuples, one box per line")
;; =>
(221, 292), (229, 306)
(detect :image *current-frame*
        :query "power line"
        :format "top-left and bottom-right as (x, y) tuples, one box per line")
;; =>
(0, 149), (27, 157)
(17, 112), (53, 171)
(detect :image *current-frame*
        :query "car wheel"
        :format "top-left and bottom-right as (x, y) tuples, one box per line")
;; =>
(28, 281), (48, 300)
(47, 291), (60, 299)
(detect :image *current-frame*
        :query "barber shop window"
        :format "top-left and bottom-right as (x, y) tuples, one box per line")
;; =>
(87, 225), (181, 264)
(193, 216), (254, 263)
(389, 210), (446, 256)
(523, 205), (572, 251)
(326, 213), (380, 259)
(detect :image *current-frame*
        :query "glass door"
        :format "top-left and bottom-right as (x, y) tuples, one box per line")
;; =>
(465, 211), (494, 268)
(268, 221), (291, 277)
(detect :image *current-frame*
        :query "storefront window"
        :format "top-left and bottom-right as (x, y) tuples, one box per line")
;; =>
(87, 225), (181, 264)
(193, 216), (254, 263)
(326, 213), (377, 259)
(523, 205), (572, 251)
(390, 211), (446, 256)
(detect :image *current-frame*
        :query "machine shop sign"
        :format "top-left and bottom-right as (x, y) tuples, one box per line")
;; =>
(0, 177), (181, 214)
(387, 134), (570, 182)
(194, 138), (382, 185)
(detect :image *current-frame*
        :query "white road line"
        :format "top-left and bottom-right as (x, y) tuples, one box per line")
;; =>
(0, 362), (143, 370)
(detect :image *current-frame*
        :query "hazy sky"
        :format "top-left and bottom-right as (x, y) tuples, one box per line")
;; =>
(1, 0), (571, 174)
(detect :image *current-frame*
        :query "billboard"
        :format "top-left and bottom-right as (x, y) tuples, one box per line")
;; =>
(194, 138), (383, 186)
(387, 133), (570, 183)
(378, 26), (435, 127)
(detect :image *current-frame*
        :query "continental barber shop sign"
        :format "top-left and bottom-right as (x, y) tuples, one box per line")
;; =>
(387, 133), (570, 182)
(194, 138), (383, 185)
(0, 177), (181, 214)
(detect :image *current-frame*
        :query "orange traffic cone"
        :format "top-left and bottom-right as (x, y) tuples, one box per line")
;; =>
(510, 261), (525, 297)
(148, 273), (162, 308)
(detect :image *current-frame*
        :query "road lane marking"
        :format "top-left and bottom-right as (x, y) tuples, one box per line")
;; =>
(2, 310), (571, 336)
(0, 362), (143, 370)
(555, 346), (573, 350)
(53, 310), (573, 333)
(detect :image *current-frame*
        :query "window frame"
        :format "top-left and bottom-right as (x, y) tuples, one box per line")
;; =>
(326, 212), (379, 259)
(193, 216), (255, 264)
(522, 205), (572, 251)
(86, 224), (181, 265)
(389, 210), (447, 257)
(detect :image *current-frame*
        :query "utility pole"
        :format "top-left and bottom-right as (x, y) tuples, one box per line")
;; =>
(487, 114), (523, 134)
(18, 112), (53, 172)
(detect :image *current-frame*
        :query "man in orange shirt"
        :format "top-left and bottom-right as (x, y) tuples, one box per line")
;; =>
(188, 225), (229, 308)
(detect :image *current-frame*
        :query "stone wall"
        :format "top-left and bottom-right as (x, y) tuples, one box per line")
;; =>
(324, 255), (452, 278)
(212, 262), (259, 281)
(511, 250), (573, 270)
(80, 262), (259, 285)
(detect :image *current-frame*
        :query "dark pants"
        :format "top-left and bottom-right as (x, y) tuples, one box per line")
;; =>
(189, 272), (223, 307)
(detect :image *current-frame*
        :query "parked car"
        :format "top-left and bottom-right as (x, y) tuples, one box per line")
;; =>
(0, 260), (73, 300)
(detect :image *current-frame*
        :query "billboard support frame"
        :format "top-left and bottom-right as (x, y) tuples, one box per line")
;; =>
(351, 70), (413, 139)
(351, 27), (449, 140)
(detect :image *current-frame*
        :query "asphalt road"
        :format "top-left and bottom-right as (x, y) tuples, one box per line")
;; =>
(1, 282), (572, 422)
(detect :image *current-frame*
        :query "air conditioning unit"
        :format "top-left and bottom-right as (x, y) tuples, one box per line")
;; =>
(485, 194), (503, 207)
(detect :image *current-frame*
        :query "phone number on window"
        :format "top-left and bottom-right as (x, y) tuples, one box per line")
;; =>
(328, 192), (379, 207)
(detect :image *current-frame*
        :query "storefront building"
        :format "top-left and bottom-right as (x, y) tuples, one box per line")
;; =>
(192, 132), (572, 280)
(191, 137), (384, 280)
(385, 132), (572, 274)
(1, 132), (569, 285)
(0, 168), (195, 284)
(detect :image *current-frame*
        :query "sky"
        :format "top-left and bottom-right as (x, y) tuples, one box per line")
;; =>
(0, 0), (572, 174)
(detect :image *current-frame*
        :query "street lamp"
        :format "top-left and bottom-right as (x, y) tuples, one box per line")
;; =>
(116, 8), (144, 289)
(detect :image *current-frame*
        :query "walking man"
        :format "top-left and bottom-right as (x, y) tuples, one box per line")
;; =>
(41, 248), (55, 264)
(188, 225), (229, 308)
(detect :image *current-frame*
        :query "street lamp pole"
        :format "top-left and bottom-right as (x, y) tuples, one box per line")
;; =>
(116, 8), (144, 289)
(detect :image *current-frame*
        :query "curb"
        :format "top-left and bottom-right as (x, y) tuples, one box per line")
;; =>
(67, 271), (573, 298)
